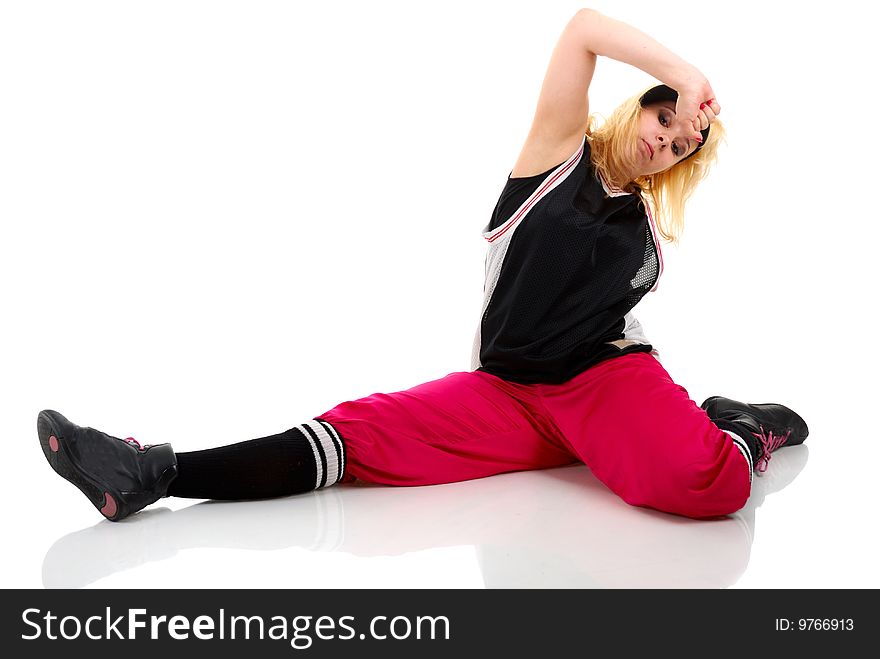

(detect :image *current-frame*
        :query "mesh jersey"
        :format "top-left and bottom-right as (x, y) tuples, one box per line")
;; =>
(470, 134), (664, 384)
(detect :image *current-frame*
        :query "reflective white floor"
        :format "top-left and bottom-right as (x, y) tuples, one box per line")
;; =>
(9, 444), (820, 589)
(4, 403), (878, 590)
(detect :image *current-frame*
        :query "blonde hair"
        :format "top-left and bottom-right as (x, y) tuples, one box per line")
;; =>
(586, 86), (726, 245)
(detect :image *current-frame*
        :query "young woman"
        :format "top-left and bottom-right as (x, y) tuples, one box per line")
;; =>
(38, 9), (808, 522)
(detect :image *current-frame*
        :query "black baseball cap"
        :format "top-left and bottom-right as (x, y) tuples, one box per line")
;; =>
(639, 84), (710, 161)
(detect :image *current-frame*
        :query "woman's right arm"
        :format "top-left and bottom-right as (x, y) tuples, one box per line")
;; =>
(574, 8), (718, 130)
(522, 8), (717, 156)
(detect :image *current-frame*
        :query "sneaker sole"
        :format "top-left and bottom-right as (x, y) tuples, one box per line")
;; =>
(37, 411), (123, 521)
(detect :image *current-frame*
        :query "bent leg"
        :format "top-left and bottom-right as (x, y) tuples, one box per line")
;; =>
(539, 352), (752, 518)
(316, 370), (575, 486)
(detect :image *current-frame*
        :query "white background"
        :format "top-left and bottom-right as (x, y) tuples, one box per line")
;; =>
(1, 0), (877, 588)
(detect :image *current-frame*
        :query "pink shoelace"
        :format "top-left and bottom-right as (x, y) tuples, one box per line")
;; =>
(122, 436), (151, 450)
(752, 424), (792, 473)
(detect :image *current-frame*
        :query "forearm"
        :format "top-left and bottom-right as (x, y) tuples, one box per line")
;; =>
(576, 8), (704, 92)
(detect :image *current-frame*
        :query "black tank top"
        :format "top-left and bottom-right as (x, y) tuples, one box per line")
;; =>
(470, 135), (662, 384)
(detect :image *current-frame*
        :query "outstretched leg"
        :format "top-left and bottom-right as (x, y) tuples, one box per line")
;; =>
(315, 369), (576, 486)
(39, 369), (575, 521)
(38, 410), (346, 521)
(167, 421), (345, 499)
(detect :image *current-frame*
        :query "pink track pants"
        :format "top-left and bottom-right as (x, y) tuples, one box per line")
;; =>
(315, 352), (751, 519)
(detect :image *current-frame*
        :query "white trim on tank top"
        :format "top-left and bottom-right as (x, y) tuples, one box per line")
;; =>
(597, 167), (664, 292)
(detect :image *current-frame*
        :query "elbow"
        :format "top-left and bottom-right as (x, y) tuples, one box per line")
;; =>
(576, 7), (600, 20)
(574, 8), (602, 52)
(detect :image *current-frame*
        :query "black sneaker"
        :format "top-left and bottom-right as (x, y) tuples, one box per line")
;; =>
(700, 396), (808, 473)
(37, 409), (178, 521)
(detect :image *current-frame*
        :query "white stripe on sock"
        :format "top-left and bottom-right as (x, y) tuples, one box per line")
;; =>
(298, 423), (324, 489)
(305, 420), (342, 487)
(316, 419), (346, 484)
(724, 430), (753, 486)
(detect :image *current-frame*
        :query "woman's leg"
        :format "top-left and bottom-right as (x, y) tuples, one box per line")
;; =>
(171, 369), (575, 497)
(39, 369), (575, 520)
(537, 352), (754, 519)
(315, 369), (576, 486)
(167, 421), (345, 499)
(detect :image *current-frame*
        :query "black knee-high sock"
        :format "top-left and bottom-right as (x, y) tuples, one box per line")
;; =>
(166, 419), (346, 500)
(712, 418), (761, 478)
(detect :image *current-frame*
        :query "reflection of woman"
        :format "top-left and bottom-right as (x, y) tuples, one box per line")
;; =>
(38, 9), (807, 522)
(50, 453), (820, 588)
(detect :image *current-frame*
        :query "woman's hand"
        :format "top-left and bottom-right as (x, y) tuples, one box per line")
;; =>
(569, 9), (722, 140)
(673, 73), (721, 138)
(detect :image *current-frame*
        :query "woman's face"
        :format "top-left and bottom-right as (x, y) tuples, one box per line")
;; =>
(635, 101), (701, 177)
